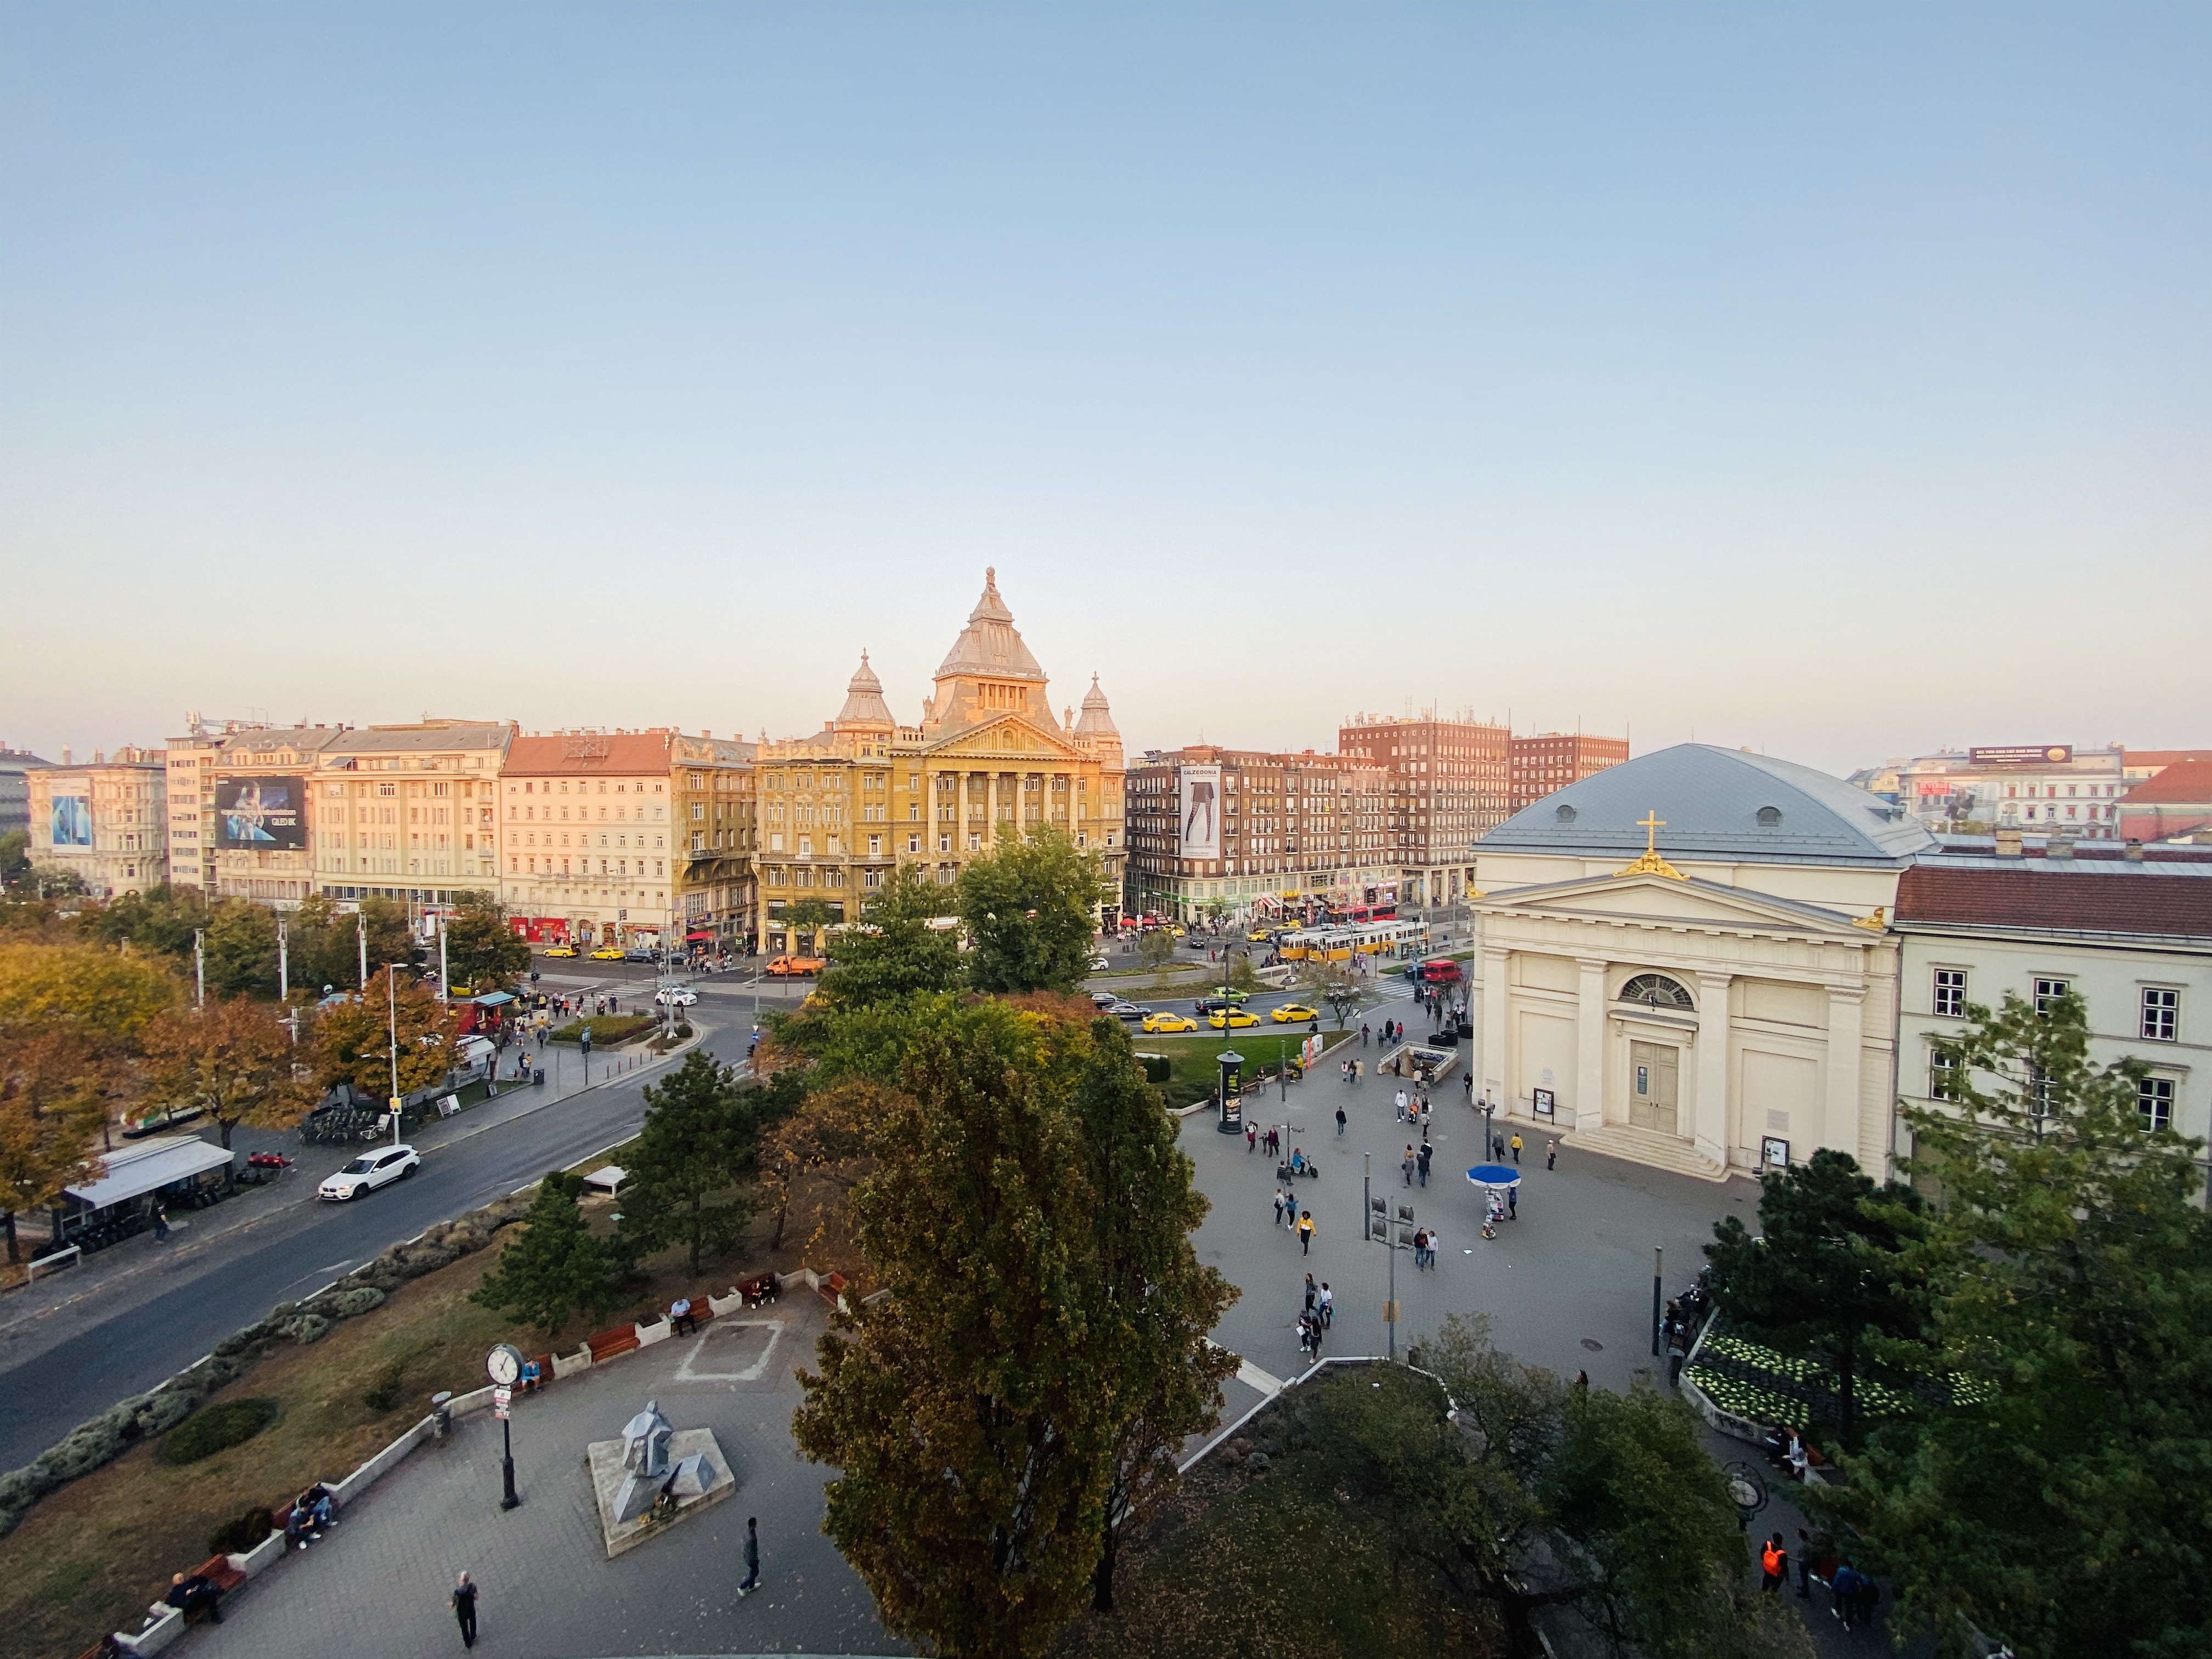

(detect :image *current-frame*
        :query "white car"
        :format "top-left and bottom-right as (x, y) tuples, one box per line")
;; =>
(319, 1144), (421, 1201)
(653, 986), (699, 1007)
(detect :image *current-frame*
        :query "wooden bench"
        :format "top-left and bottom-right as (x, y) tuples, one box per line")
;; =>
(738, 1272), (780, 1306)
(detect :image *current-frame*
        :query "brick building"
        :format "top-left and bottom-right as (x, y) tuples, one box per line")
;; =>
(1509, 731), (1630, 811)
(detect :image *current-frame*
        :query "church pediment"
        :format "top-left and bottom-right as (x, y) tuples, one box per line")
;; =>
(921, 712), (1081, 764)
(1479, 872), (1868, 938)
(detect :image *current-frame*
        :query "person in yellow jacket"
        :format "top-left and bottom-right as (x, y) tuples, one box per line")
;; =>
(1509, 1132), (1524, 1165)
(1296, 1211), (1315, 1255)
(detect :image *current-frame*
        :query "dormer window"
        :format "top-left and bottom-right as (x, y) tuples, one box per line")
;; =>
(1554, 804), (1576, 823)
(1755, 805), (1782, 826)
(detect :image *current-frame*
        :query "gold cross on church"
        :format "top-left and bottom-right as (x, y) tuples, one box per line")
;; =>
(1617, 809), (1686, 881)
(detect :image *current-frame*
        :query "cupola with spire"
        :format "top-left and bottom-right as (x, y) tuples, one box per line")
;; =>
(924, 567), (1053, 733)
(1071, 674), (1123, 766)
(832, 651), (896, 736)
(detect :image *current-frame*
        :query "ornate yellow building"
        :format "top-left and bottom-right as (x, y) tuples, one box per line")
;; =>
(757, 569), (1127, 953)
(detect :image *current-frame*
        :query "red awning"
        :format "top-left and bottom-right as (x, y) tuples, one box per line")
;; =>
(684, 930), (715, 941)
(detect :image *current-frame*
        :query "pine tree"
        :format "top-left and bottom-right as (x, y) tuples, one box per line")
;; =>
(618, 1051), (757, 1277)
(472, 1172), (625, 1332)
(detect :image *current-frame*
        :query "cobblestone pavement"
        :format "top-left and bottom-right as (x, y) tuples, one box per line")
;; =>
(192, 1293), (906, 1659)
(1183, 1042), (1762, 1390)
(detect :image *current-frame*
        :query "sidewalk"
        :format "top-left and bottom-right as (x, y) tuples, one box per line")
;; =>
(188, 1292), (906, 1659)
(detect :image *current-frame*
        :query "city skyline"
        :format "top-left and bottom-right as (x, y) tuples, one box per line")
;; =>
(5, 5), (2208, 772)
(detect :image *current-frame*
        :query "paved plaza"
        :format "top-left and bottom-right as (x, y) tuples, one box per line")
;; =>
(1186, 1038), (1760, 1390)
(193, 1294), (906, 1659)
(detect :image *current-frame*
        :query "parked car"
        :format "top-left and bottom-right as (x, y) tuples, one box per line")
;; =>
(590, 946), (625, 961)
(1109, 1000), (1149, 1020)
(318, 1144), (421, 1201)
(1208, 1009), (1260, 1029)
(766, 956), (826, 977)
(544, 944), (579, 959)
(653, 986), (699, 1007)
(1091, 991), (1119, 1008)
(623, 947), (657, 963)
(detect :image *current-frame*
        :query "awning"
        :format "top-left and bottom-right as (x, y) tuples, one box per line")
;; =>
(469, 991), (516, 1007)
(685, 930), (715, 941)
(65, 1136), (232, 1210)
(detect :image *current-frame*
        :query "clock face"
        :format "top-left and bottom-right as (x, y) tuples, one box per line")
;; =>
(486, 1344), (522, 1386)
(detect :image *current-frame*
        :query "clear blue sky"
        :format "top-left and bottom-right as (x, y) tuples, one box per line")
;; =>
(3, 4), (2205, 774)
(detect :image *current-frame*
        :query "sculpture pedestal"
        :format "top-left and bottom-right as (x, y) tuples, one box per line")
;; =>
(585, 1428), (735, 1558)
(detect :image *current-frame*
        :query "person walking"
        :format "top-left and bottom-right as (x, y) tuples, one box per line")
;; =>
(1303, 1273), (1317, 1316)
(1361, 1023), (1370, 1046)
(150, 1201), (169, 1243)
(1401, 1144), (1416, 1187)
(1417, 1143), (1432, 1187)
(1545, 1138), (1557, 1171)
(1351, 1058), (1361, 1085)
(1760, 1533), (1788, 1594)
(1273, 1187), (1287, 1228)
(1317, 1282), (1333, 1327)
(1297, 1211), (1314, 1254)
(1335, 1104), (1346, 1137)
(1506, 1183), (1517, 1220)
(1509, 1132), (1523, 1165)
(451, 1572), (479, 1648)
(1394, 1087), (1407, 1122)
(1246, 1121), (1257, 1155)
(740, 1516), (761, 1595)
(1410, 1226), (1426, 1269)
(1795, 1528), (1816, 1599)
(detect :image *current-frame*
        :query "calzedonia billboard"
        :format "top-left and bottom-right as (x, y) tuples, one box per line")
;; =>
(214, 776), (308, 849)
(1969, 745), (2072, 767)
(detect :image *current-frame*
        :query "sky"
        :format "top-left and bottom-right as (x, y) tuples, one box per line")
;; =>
(2, 3), (2207, 777)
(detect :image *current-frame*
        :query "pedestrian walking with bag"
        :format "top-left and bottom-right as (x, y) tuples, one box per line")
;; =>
(1401, 1145), (1416, 1186)
(1317, 1282), (1333, 1327)
(1304, 1273), (1317, 1316)
(1273, 1187), (1287, 1228)
(451, 1572), (479, 1648)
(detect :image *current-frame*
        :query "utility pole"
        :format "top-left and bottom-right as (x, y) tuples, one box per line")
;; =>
(278, 918), (289, 1002)
(357, 911), (368, 989)
(387, 964), (403, 1147)
(193, 929), (205, 1009)
(1651, 1245), (1664, 1358)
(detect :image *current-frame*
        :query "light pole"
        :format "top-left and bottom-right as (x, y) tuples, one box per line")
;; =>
(193, 928), (205, 1009)
(1651, 1245), (1664, 1358)
(357, 911), (368, 989)
(386, 964), (403, 1147)
(278, 919), (289, 1002)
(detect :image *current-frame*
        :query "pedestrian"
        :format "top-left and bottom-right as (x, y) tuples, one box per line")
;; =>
(1273, 1187), (1286, 1228)
(1246, 1121), (1257, 1155)
(1361, 1023), (1370, 1046)
(1509, 1132), (1523, 1165)
(1796, 1528), (1815, 1599)
(1411, 1226), (1426, 1269)
(1506, 1183), (1517, 1220)
(1760, 1532), (1788, 1594)
(1417, 1143), (1432, 1187)
(1297, 1211), (1314, 1254)
(1304, 1273), (1317, 1314)
(1401, 1144), (1415, 1186)
(452, 1572), (479, 1647)
(1335, 1105), (1346, 1137)
(150, 1201), (169, 1243)
(1463, 1071), (1473, 1102)
(1395, 1087), (1408, 1122)
(1830, 1563), (1865, 1629)
(1317, 1282), (1333, 1327)
(740, 1515), (761, 1595)
(1545, 1138), (1556, 1171)
(1351, 1058), (1361, 1085)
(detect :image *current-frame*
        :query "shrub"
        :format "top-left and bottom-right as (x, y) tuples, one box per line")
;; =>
(161, 1398), (279, 1466)
(1138, 1054), (1172, 1084)
(206, 1504), (277, 1557)
(363, 1358), (407, 1413)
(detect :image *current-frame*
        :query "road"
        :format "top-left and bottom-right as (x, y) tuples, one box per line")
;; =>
(0, 968), (797, 1474)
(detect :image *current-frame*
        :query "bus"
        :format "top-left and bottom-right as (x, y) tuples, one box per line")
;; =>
(1326, 901), (1398, 925)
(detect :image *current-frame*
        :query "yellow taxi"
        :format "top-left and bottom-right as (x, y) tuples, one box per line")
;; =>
(544, 944), (578, 959)
(589, 946), (626, 962)
(1271, 1002), (1321, 1024)
(1246, 928), (1274, 943)
(1141, 1011), (1199, 1034)
(1207, 1009), (1260, 1029)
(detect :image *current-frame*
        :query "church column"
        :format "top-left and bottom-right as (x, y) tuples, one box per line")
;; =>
(1694, 972), (1734, 1167)
(1825, 986), (1866, 1160)
(1480, 944), (1509, 1111)
(985, 773), (998, 845)
(1575, 957), (1609, 1132)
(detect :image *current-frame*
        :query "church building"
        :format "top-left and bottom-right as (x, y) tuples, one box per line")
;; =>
(1468, 744), (1935, 1181)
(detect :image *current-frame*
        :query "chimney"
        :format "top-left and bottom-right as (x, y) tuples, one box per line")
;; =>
(2049, 836), (2076, 860)
(2124, 838), (2146, 862)
(1995, 827), (2024, 857)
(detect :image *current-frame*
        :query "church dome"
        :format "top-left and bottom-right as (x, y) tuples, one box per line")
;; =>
(934, 567), (1048, 684)
(834, 651), (895, 730)
(1481, 743), (1937, 867)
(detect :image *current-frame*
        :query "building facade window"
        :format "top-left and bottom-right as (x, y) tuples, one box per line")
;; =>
(2138, 1075), (2175, 1132)
(2033, 977), (2072, 1018)
(1933, 967), (1968, 1019)
(1929, 1049), (1959, 1101)
(2141, 986), (2179, 1042)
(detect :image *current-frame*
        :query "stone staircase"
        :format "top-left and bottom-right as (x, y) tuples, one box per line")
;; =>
(1562, 1122), (1731, 1183)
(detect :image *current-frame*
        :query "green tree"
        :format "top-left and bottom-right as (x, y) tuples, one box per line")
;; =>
(1825, 990), (2212, 1658)
(818, 865), (963, 1008)
(1297, 957), (1362, 1028)
(1070, 1015), (1239, 1611)
(1223, 951), (1259, 995)
(307, 967), (457, 1103)
(618, 1051), (758, 1277)
(1135, 928), (1175, 973)
(0, 830), (28, 885)
(84, 884), (208, 965)
(472, 1171), (627, 1332)
(282, 894), (362, 995)
(441, 891), (531, 991)
(956, 825), (1106, 994)
(778, 896), (836, 956)
(1704, 1148), (1928, 1447)
(358, 896), (418, 978)
(140, 995), (312, 1149)
(201, 900), (280, 998)
(793, 1003), (1139, 1657)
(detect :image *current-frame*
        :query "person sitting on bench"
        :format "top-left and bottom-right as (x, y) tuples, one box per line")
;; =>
(519, 1356), (543, 1393)
(669, 1296), (697, 1335)
(166, 1572), (224, 1623)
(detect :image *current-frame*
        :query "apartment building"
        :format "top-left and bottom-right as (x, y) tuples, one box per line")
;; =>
(500, 730), (687, 948)
(27, 748), (168, 897)
(668, 732), (758, 946)
(0, 744), (54, 839)
(310, 721), (514, 906)
(1509, 731), (1629, 811)
(1335, 712), (1513, 907)
(1124, 747), (1391, 923)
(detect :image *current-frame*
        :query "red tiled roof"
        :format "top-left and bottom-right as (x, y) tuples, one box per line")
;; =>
(1896, 864), (2212, 940)
(2125, 749), (2212, 772)
(2121, 758), (2212, 805)
(504, 732), (674, 776)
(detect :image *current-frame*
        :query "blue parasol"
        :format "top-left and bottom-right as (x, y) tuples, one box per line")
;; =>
(1466, 1163), (1521, 1190)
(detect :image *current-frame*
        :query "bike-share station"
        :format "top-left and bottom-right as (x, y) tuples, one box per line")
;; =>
(33, 1134), (238, 1275)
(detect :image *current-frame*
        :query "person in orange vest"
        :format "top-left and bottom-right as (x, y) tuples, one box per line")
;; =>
(1760, 1532), (1789, 1593)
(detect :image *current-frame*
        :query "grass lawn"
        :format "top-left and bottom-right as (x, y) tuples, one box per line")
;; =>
(1052, 1366), (1500, 1659)
(1136, 1028), (1350, 1107)
(546, 1013), (657, 1046)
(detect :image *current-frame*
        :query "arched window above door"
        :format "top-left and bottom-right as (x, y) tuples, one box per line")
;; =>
(1620, 973), (1695, 1011)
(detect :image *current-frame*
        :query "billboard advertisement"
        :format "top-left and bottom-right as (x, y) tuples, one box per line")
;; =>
(215, 776), (308, 849)
(1970, 744), (2071, 767)
(49, 795), (92, 848)
(1177, 764), (1222, 859)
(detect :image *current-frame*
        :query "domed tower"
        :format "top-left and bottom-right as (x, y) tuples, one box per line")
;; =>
(1072, 674), (1123, 770)
(924, 567), (1051, 734)
(832, 651), (896, 741)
